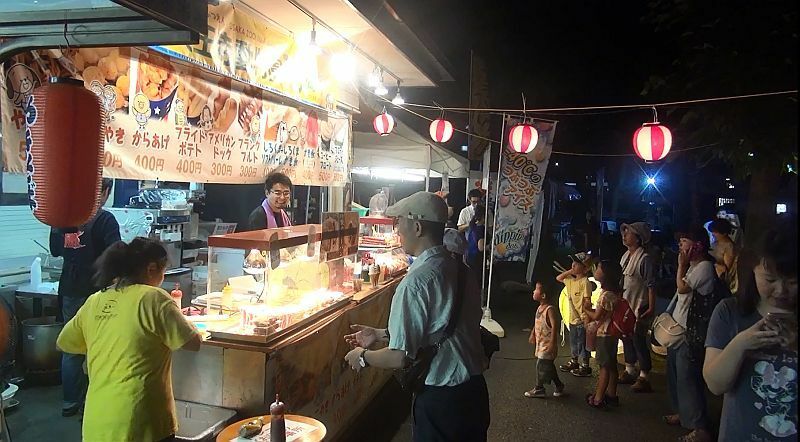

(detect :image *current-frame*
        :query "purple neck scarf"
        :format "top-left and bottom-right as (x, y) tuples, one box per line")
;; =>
(262, 199), (292, 228)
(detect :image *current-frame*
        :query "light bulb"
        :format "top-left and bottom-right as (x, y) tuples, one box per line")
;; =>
(367, 69), (380, 88)
(332, 51), (355, 83)
(391, 80), (404, 104)
(374, 84), (388, 96)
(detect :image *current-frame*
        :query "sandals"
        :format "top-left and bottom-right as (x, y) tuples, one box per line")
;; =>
(663, 414), (681, 426)
(678, 429), (712, 442)
(585, 393), (606, 409)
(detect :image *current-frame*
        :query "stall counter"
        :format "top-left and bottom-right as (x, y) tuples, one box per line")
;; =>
(171, 276), (402, 440)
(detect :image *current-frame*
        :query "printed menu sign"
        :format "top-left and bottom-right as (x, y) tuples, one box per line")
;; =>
(1, 47), (350, 186)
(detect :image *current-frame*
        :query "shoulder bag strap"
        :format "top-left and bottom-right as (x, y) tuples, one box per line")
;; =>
(435, 260), (466, 348)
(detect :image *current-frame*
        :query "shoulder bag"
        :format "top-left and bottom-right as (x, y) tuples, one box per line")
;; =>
(652, 293), (685, 348)
(393, 262), (465, 393)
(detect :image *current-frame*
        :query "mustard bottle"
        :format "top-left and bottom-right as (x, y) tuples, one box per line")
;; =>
(221, 284), (233, 310)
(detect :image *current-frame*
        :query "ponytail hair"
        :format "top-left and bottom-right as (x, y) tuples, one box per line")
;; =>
(93, 237), (168, 290)
(597, 259), (624, 293)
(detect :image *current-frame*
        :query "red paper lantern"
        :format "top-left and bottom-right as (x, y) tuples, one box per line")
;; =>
(429, 119), (454, 143)
(633, 122), (672, 162)
(373, 111), (395, 136)
(508, 124), (539, 153)
(25, 77), (105, 228)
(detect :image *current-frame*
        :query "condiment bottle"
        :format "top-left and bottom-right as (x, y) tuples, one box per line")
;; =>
(270, 394), (286, 442)
(220, 284), (233, 311)
(170, 283), (183, 310)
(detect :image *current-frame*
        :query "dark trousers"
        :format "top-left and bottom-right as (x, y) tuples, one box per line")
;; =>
(536, 358), (563, 388)
(413, 375), (490, 442)
(667, 343), (709, 430)
(61, 295), (89, 408)
(622, 307), (652, 372)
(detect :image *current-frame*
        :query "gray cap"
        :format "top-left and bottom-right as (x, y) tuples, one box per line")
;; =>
(385, 191), (449, 223)
(621, 222), (652, 246)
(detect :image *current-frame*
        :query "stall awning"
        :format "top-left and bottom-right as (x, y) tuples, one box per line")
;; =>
(352, 132), (469, 178)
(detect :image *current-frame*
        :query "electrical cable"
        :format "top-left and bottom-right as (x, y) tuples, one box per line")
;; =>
(391, 90), (798, 113)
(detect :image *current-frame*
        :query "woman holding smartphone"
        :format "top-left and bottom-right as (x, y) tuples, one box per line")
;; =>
(703, 224), (797, 441)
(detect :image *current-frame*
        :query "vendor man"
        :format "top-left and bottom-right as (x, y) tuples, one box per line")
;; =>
(457, 189), (483, 232)
(248, 172), (293, 230)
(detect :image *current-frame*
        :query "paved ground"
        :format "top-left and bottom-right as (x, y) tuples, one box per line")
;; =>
(379, 284), (723, 442)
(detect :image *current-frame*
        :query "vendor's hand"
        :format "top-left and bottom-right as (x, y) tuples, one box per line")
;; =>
(678, 250), (689, 268)
(344, 347), (364, 372)
(733, 318), (784, 351)
(344, 324), (379, 348)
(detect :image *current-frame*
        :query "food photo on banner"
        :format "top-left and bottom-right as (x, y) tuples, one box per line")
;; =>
(490, 117), (557, 272)
(1, 46), (350, 187)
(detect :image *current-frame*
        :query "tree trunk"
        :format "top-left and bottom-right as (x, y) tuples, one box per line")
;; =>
(743, 164), (782, 247)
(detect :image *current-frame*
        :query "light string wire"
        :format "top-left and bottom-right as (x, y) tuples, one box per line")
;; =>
(364, 87), (722, 157)
(388, 89), (798, 113)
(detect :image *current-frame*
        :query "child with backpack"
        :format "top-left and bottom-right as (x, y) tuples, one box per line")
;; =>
(524, 282), (565, 398)
(584, 260), (630, 408)
(557, 252), (593, 377)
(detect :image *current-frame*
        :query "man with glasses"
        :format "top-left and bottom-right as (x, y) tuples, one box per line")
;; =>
(343, 192), (489, 441)
(457, 189), (483, 233)
(248, 172), (293, 230)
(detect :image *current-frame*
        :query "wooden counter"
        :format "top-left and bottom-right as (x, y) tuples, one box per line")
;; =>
(172, 277), (403, 441)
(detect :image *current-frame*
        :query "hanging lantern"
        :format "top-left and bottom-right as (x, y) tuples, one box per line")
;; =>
(25, 77), (105, 228)
(633, 122), (672, 162)
(507, 124), (539, 154)
(373, 110), (395, 136)
(429, 119), (454, 143)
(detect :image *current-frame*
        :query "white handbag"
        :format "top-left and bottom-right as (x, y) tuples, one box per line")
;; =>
(652, 294), (685, 348)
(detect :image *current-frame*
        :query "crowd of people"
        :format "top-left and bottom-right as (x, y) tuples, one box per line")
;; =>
(522, 218), (797, 442)
(45, 185), (795, 442)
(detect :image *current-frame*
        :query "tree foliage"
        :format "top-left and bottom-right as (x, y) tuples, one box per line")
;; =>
(641, 0), (797, 178)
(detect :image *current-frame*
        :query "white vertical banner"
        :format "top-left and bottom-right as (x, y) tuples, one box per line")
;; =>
(492, 115), (557, 271)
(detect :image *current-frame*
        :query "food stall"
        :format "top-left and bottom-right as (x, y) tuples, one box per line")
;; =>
(171, 215), (408, 439)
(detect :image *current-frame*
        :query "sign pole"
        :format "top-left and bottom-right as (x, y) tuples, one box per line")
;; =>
(481, 115), (506, 338)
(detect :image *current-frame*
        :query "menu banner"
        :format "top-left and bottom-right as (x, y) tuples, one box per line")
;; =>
(156, 1), (337, 109)
(1, 47), (350, 186)
(492, 118), (557, 262)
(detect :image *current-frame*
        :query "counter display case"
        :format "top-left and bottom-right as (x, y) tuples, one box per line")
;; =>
(200, 224), (355, 344)
(358, 216), (399, 249)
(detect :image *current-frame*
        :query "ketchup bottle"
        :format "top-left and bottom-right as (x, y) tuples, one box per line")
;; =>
(170, 283), (183, 310)
(270, 394), (286, 442)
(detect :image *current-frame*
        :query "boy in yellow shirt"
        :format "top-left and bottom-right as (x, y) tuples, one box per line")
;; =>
(556, 252), (593, 377)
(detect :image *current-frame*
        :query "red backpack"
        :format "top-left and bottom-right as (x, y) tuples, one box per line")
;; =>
(610, 298), (636, 338)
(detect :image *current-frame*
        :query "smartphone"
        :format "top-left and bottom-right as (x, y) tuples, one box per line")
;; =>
(765, 312), (797, 348)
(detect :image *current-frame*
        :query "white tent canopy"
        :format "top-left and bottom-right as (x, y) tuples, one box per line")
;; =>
(352, 132), (469, 178)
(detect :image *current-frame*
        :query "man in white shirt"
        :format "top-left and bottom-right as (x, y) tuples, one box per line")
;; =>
(457, 189), (483, 232)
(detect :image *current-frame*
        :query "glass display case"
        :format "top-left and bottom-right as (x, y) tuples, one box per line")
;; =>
(199, 224), (355, 344)
(359, 216), (400, 248)
(356, 216), (409, 285)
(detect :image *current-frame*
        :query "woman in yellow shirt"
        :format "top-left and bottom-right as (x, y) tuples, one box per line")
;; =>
(57, 238), (201, 442)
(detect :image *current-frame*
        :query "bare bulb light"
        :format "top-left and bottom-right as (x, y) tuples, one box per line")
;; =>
(391, 80), (404, 105)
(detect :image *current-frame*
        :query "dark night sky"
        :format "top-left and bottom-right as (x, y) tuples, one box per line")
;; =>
(377, 0), (797, 227)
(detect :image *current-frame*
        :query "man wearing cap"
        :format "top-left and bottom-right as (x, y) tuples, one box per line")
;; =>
(619, 222), (657, 392)
(343, 191), (489, 441)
